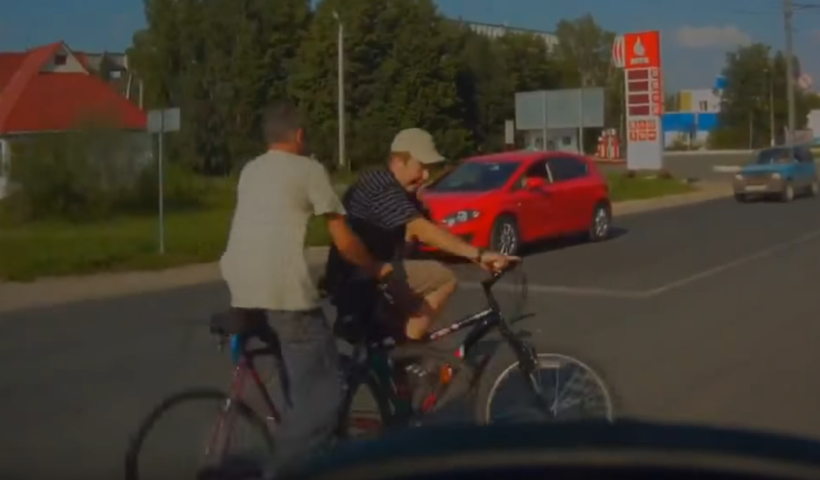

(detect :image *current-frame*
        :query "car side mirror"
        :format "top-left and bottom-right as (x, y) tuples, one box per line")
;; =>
(524, 177), (546, 190)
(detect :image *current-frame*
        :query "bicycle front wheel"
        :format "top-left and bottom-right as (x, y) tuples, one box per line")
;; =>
(474, 350), (615, 425)
(124, 388), (274, 480)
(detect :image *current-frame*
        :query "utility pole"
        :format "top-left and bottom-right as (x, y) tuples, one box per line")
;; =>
(333, 11), (346, 170)
(769, 71), (775, 146)
(577, 67), (585, 155)
(784, 0), (796, 146)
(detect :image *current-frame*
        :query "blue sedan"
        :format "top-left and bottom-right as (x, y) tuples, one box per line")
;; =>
(733, 145), (819, 202)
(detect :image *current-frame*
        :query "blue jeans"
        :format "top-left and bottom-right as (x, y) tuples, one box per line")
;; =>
(264, 308), (342, 478)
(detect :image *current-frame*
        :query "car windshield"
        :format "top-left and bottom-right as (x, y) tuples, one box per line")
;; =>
(755, 148), (793, 165)
(428, 161), (521, 192)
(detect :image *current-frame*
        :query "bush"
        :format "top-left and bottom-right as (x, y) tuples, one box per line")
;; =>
(130, 162), (208, 212)
(666, 136), (703, 151)
(6, 130), (131, 221)
(2, 125), (206, 223)
(621, 169), (674, 180)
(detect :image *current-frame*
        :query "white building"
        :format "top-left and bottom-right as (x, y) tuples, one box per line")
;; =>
(456, 19), (558, 52)
(677, 88), (721, 113)
(661, 86), (723, 149)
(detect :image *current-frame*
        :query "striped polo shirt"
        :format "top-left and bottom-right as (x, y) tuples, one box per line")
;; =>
(324, 168), (423, 292)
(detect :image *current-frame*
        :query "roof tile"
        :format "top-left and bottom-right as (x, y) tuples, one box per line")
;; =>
(0, 42), (146, 134)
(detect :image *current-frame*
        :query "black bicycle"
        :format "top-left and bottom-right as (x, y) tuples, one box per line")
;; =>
(125, 262), (614, 480)
(334, 261), (615, 436)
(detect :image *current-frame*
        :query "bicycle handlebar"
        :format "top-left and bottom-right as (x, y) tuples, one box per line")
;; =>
(480, 261), (521, 288)
(479, 261), (524, 312)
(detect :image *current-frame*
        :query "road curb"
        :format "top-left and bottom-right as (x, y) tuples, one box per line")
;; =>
(0, 185), (731, 313)
(713, 165), (742, 173)
(613, 184), (732, 217)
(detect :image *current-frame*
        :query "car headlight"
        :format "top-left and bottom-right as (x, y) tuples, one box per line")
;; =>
(771, 172), (781, 180)
(442, 210), (480, 227)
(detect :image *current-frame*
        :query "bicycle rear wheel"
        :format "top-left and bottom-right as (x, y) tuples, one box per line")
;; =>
(124, 388), (274, 480)
(474, 350), (615, 425)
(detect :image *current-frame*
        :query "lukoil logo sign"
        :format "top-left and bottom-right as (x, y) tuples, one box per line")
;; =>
(623, 31), (661, 70)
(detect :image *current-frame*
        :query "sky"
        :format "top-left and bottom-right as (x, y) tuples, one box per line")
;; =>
(2, 0), (820, 92)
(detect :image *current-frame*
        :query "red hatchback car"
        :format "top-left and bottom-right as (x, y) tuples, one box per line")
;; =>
(418, 151), (612, 255)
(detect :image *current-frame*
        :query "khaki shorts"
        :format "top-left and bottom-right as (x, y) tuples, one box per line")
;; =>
(384, 260), (456, 314)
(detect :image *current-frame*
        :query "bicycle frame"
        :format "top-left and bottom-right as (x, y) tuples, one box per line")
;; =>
(426, 269), (537, 374)
(221, 334), (282, 423)
(428, 306), (539, 401)
(355, 266), (537, 416)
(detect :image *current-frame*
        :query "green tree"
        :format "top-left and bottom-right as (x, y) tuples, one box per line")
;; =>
(449, 27), (512, 152)
(664, 93), (678, 112)
(128, 0), (209, 169)
(192, 0), (311, 173)
(553, 15), (620, 152)
(449, 28), (560, 152)
(128, 0), (310, 174)
(553, 15), (615, 88)
(711, 44), (813, 149)
(497, 33), (561, 93)
(290, 0), (470, 169)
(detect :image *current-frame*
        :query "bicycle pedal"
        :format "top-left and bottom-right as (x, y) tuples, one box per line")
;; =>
(420, 393), (438, 413)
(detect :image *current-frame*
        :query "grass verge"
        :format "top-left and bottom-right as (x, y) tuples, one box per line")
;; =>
(606, 173), (694, 202)
(0, 172), (693, 281)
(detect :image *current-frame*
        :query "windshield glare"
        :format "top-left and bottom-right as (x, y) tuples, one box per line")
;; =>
(429, 161), (521, 192)
(755, 148), (793, 165)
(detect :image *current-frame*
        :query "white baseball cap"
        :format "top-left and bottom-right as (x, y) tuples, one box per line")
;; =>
(390, 128), (445, 165)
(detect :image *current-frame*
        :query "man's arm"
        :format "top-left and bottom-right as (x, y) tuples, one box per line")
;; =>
(406, 217), (480, 261)
(325, 213), (390, 278)
(366, 174), (481, 262)
(306, 161), (389, 279)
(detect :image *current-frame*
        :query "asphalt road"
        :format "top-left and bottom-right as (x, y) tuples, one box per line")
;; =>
(2, 194), (820, 479)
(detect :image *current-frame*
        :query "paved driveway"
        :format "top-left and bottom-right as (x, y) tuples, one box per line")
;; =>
(1, 195), (819, 479)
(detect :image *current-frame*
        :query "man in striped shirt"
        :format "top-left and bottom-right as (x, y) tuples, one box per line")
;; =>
(324, 128), (518, 341)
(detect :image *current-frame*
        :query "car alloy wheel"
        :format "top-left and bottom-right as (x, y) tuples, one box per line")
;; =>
(491, 216), (519, 255)
(589, 204), (611, 242)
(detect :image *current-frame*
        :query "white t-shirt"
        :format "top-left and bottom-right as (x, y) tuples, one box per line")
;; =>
(220, 150), (344, 311)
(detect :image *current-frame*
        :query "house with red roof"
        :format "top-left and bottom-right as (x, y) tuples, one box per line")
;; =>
(0, 41), (147, 198)
(73, 50), (141, 101)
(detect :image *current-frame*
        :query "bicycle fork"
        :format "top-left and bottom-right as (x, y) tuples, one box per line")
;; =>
(506, 334), (554, 418)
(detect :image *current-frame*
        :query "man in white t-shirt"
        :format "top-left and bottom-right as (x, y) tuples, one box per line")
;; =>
(220, 100), (390, 477)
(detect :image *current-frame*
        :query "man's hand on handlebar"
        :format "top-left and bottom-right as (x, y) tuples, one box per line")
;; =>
(476, 249), (521, 274)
